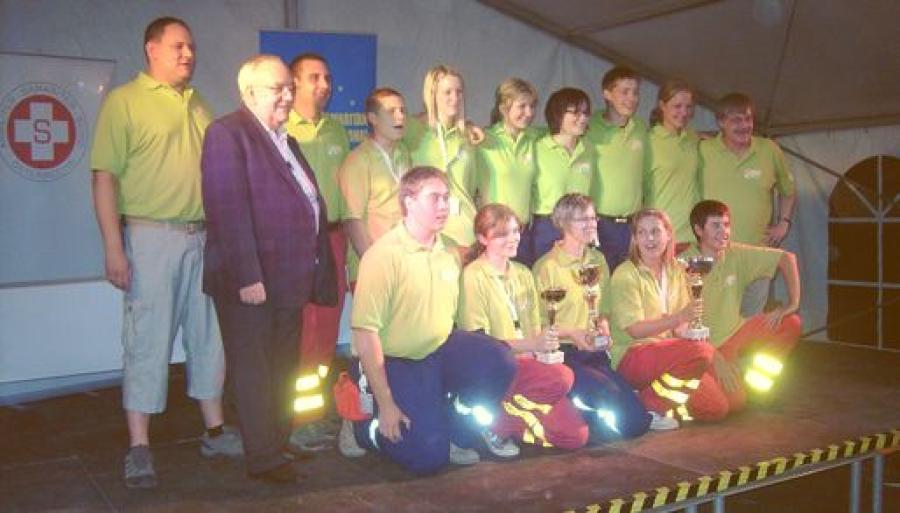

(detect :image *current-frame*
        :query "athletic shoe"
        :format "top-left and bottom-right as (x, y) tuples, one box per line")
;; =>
(200, 425), (244, 458)
(449, 443), (480, 465)
(649, 411), (679, 431)
(480, 430), (520, 458)
(337, 419), (366, 458)
(124, 445), (157, 489)
(288, 423), (331, 452)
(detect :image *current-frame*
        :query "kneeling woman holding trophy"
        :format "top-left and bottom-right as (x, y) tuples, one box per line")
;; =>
(457, 204), (589, 451)
(608, 209), (715, 428)
(532, 194), (652, 442)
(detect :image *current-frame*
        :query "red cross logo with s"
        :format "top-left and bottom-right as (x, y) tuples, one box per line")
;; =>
(5, 94), (77, 170)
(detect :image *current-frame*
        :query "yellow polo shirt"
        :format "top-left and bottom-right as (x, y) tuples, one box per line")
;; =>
(404, 116), (478, 246)
(457, 258), (541, 340)
(90, 72), (213, 222)
(476, 123), (540, 222)
(285, 110), (350, 223)
(585, 114), (647, 217)
(681, 243), (783, 345)
(532, 243), (610, 340)
(699, 135), (795, 245)
(532, 134), (595, 216)
(608, 259), (692, 366)
(352, 224), (460, 360)
(644, 125), (701, 243)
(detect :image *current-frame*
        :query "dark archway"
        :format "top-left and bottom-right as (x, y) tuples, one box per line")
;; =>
(827, 155), (900, 350)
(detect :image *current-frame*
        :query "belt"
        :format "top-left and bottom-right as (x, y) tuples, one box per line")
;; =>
(598, 213), (633, 224)
(124, 216), (205, 234)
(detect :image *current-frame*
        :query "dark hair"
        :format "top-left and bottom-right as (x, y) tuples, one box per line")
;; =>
(689, 200), (731, 242)
(399, 166), (448, 217)
(288, 52), (327, 76)
(715, 93), (753, 120)
(649, 79), (693, 126)
(601, 65), (640, 92)
(544, 88), (591, 135)
(143, 17), (190, 60)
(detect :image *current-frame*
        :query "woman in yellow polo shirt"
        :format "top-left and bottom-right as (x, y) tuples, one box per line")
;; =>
(533, 193), (654, 441)
(644, 80), (701, 252)
(608, 208), (714, 426)
(404, 64), (480, 251)
(458, 204), (589, 450)
(477, 78), (541, 264)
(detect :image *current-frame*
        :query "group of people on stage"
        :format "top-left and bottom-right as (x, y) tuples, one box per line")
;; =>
(91, 16), (803, 486)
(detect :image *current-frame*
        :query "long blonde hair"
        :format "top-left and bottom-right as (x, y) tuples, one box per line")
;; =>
(627, 208), (676, 265)
(490, 77), (538, 126)
(423, 64), (468, 135)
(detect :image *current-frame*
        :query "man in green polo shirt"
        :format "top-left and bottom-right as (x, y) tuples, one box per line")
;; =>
(339, 87), (411, 283)
(682, 200), (802, 421)
(700, 93), (796, 315)
(285, 53), (352, 450)
(585, 66), (648, 271)
(90, 17), (239, 490)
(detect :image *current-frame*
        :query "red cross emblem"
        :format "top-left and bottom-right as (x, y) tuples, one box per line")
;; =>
(5, 94), (77, 170)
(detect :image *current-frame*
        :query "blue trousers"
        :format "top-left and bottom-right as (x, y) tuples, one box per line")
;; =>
(563, 347), (650, 442)
(351, 330), (516, 475)
(596, 216), (632, 271)
(513, 219), (536, 267)
(530, 216), (562, 265)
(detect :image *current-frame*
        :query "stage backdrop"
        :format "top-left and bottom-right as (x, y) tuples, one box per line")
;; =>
(0, 53), (114, 286)
(260, 31), (376, 148)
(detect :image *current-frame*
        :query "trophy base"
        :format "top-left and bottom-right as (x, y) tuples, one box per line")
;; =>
(593, 335), (611, 351)
(684, 326), (710, 341)
(535, 350), (565, 365)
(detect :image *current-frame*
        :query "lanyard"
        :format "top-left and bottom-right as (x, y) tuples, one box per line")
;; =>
(658, 267), (669, 313)
(436, 123), (462, 170)
(372, 139), (402, 183)
(492, 270), (524, 340)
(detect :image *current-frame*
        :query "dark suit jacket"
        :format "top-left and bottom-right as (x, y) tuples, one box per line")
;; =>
(201, 107), (331, 307)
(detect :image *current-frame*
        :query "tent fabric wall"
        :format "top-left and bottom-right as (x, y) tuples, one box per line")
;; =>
(0, 0), (890, 402)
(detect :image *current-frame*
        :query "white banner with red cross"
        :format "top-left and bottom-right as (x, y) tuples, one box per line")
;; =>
(0, 53), (114, 286)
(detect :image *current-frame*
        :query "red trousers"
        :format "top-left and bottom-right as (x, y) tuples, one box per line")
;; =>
(687, 313), (802, 421)
(493, 357), (589, 449)
(296, 225), (348, 423)
(617, 338), (714, 417)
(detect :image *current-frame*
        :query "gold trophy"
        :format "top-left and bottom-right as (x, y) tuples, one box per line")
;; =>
(537, 287), (567, 364)
(680, 256), (714, 340)
(576, 263), (610, 351)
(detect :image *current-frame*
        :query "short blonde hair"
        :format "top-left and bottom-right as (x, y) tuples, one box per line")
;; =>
(490, 77), (538, 125)
(551, 193), (594, 232)
(627, 208), (675, 265)
(237, 54), (285, 101)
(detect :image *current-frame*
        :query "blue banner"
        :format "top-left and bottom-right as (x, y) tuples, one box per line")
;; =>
(260, 31), (376, 147)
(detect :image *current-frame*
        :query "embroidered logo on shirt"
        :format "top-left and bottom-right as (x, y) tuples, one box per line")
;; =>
(328, 144), (342, 157)
(630, 139), (643, 151)
(725, 274), (737, 287)
(576, 162), (591, 174)
(743, 168), (762, 179)
(440, 268), (459, 281)
(520, 153), (533, 164)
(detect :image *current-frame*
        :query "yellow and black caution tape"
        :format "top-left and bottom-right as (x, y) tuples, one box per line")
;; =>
(564, 429), (899, 513)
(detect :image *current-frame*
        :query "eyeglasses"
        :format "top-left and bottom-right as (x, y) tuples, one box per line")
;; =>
(572, 216), (598, 225)
(564, 108), (590, 117)
(256, 84), (296, 96)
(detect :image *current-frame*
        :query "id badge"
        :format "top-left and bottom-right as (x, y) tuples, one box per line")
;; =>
(448, 196), (461, 215)
(359, 391), (374, 415)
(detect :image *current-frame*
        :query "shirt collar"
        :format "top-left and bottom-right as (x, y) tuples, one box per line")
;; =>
(396, 223), (449, 254)
(136, 72), (194, 98)
(288, 109), (326, 130)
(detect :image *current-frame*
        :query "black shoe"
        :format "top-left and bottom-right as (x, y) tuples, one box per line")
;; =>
(249, 462), (301, 484)
(283, 445), (318, 461)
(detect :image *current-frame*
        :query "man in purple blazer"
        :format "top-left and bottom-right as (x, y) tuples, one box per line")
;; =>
(201, 54), (334, 483)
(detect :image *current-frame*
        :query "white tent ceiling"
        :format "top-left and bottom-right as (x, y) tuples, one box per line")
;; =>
(478, 0), (900, 135)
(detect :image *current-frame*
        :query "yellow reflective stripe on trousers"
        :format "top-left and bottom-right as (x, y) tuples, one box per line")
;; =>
(651, 379), (690, 404)
(295, 374), (321, 392)
(660, 372), (699, 390)
(503, 401), (553, 447)
(512, 393), (553, 415)
(293, 394), (324, 412)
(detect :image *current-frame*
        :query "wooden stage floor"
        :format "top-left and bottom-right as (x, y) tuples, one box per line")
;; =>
(2, 341), (898, 512)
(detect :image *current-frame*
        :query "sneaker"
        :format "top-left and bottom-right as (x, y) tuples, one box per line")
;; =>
(200, 425), (244, 458)
(448, 442), (480, 465)
(480, 430), (520, 458)
(124, 445), (158, 489)
(288, 423), (332, 452)
(337, 419), (366, 458)
(649, 411), (679, 431)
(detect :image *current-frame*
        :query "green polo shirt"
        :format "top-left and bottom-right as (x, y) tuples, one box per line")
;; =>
(476, 123), (540, 222)
(90, 72), (213, 222)
(457, 258), (542, 340)
(532, 134), (595, 216)
(285, 110), (350, 223)
(681, 243), (783, 345)
(352, 224), (460, 360)
(608, 259), (692, 367)
(404, 116), (478, 246)
(532, 244), (610, 342)
(700, 135), (795, 245)
(644, 125), (701, 243)
(339, 138), (410, 280)
(585, 114), (647, 217)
